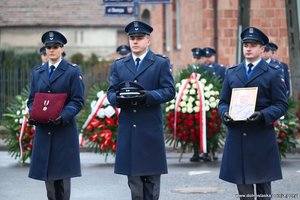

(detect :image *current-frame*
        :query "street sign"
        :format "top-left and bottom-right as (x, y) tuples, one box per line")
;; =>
(105, 6), (134, 15)
(103, 0), (133, 3)
(139, 0), (171, 3)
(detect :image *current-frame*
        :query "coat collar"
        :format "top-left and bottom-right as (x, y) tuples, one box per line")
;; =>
(123, 51), (156, 77)
(236, 59), (268, 85)
(37, 59), (68, 85)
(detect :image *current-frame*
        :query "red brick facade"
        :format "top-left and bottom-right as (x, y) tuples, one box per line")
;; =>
(143, 0), (289, 72)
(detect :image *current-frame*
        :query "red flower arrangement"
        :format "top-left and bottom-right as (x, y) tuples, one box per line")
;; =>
(165, 68), (225, 157)
(80, 86), (119, 160)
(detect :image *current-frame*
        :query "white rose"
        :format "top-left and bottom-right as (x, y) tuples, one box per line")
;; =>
(188, 96), (195, 103)
(215, 91), (219, 95)
(187, 108), (194, 113)
(201, 78), (207, 84)
(181, 79), (186, 84)
(210, 91), (215, 96)
(194, 106), (200, 112)
(177, 107), (181, 112)
(186, 83), (191, 89)
(209, 96), (216, 102)
(16, 110), (21, 115)
(204, 86), (210, 91)
(205, 105), (210, 111)
(176, 83), (181, 88)
(192, 83), (198, 89)
(204, 92), (211, 98)
(195, 101), (200, 106)
(190, 79), (196, 84)
(97, 108), (105, 118)
(170, 99), (176, 104)
(104, 105), (115, 118)
(208, 83), (213, 89)
(180, 101), (186, 107)
(210, 102), (217, 108)
(181, 94), (188, 100)
(181, 108), (187, 113)
(189, 89), (196, 95)
(187, 102), (193, 109)
(205, 100), (210, 106)
(165, 107), (170, 112)
(169, 104), (175, 110)
(216, 99), (220, 104)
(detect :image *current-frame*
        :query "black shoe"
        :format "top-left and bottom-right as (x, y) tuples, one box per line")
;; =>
(190, 155), (200, 162)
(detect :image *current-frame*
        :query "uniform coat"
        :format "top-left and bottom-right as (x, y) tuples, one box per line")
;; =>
(269, 59), (290, 97)
(27, 59), (84, 181)
(107, 50), (175, 176)
(218, 59), (288, 184)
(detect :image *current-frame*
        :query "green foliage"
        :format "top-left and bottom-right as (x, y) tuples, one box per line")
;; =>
(2, 86), (33, 163)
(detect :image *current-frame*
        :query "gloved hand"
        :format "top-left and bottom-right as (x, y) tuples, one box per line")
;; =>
(223, 112), (234, 125)
(48, 116), (62, 126)
(247, 111), (264, 123)
(28, 117), (39, 126)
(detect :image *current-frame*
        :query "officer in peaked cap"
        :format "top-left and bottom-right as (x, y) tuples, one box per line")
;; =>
(116, 45), (131, 57)
(189, 48), (203, 71)
(28, 30), (84, 200)
(264, 42), (290, 97)
(202, 47), (216, 57)
(240, 26), (269, 45)
(218, 26), (287, 199)
(125, 20), (153, 36)
(41, 30), (67, 46)
(39, 46), (48, 64)
(108, 20), (175, 200)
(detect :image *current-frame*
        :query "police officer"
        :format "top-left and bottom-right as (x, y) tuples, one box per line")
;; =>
(107, 21), (175, 200)
(116, 44), (131, 58)
(189, 47), (203, 71)
(39, 46), (48, 65)
(201, 47), (226, 81)
(218, 27), (288, 199)
(27, 30), (85, 200)
(266, 42), (291, 97)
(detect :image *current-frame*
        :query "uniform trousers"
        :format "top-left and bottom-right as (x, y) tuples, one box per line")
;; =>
(45, 178), (71, 200)
(237, 182), (271, 200)
(127, 175), (161, 200)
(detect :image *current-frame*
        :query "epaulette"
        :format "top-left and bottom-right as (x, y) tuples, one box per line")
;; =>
(115, 56), (126, 61)
(156, 54), (168, 59)
(32, 64), (42, 70)
(228, 64), (238, 69)
(268, 62), (281, 70)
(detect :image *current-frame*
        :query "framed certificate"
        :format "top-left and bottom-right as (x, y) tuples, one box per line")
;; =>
(229, 87), (258, 121)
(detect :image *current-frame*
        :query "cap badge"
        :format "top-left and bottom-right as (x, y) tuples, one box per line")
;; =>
(249, 27), (254, 34)
(49, 31), (54, 40)
(134, 21), (139, 27)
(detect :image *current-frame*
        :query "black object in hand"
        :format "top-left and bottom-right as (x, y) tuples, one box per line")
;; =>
(223, 112), (234, 125)
(247, 111), (264, 123)
(48, 116), (62, 126)
(28, 117), (39, 126)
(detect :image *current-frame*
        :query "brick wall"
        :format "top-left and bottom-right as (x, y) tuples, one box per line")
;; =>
(147, 0), (289, 72)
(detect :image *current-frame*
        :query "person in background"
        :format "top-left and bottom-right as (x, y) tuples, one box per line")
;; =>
(107, 20), (175, 200)
(266, 42), (291, 97)
(39, 46), (48, 65)
(189, 47), (204, 71)
(201, 47), (226, 81)
(218, 27), (288, 200)
(27, 30), (85, 200)
(116, 44), (131, 58)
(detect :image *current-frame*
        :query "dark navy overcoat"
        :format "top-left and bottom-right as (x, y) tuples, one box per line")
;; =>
(27, 59), (84, 181)
(218, 59), (288, 184)
(107, 50), (175, 176)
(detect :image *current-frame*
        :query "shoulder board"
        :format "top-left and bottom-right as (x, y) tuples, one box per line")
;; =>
(228, 64), (238, 69)
(268, 62), (280, 70)
(115, 56), (126, 61)
(32, 64), (42, 70)
(156, 54), (168, 59)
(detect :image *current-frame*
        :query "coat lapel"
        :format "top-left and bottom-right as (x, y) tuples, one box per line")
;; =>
(123, 55), (136, 75)
(135, 51), (155, 77)
(49, 59), (67, 83)
(38, 63), (51, 86)
(236, 62), (248, 84)
(246, 60), (268, 85)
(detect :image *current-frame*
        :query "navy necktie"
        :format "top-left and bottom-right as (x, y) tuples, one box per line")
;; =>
(135, 58), (140, 70)
(247, 63), (253, 74)
(49, 65), (55, 79)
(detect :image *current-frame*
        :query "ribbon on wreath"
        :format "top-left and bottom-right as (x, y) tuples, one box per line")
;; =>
(19, 115), (28, 159)
(174, 72), (207, 153)
(81, 93), (108, 146)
